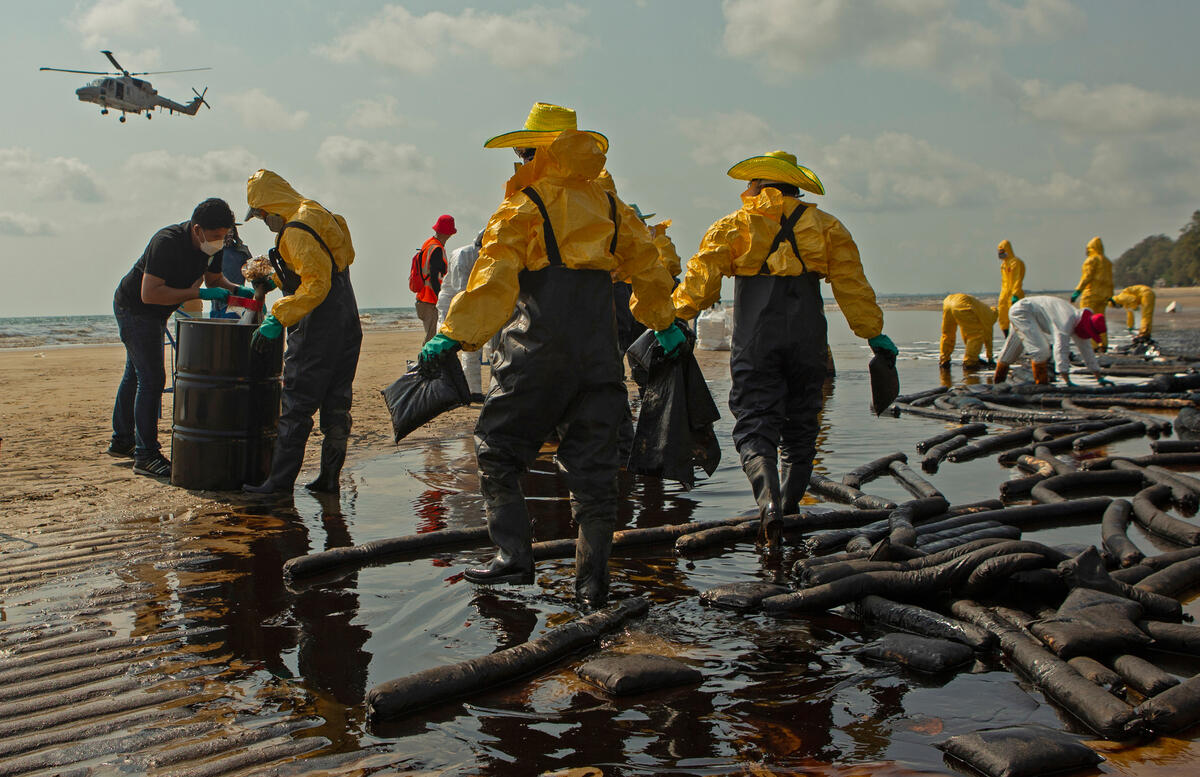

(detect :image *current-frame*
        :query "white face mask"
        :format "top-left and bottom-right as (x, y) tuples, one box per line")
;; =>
(199, 237), (224, 256)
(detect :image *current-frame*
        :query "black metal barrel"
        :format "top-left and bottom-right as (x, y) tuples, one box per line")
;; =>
(171, 318), (283, 490)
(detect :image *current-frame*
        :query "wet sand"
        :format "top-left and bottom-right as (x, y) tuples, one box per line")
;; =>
(4, 287), (1199, 535)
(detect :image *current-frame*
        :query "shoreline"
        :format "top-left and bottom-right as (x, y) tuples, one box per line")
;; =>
(4, 287), (1200, 535)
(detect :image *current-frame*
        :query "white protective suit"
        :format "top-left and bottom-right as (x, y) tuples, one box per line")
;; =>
(438, 233), (485, 394)
(999, 295), (1101, 376)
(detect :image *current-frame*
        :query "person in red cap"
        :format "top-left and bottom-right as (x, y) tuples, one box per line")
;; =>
(993, 295), (1112, 386)
(415, 215), (456, 342)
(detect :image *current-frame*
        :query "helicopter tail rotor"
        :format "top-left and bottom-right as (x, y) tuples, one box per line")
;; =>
(191, 87), (210, 110)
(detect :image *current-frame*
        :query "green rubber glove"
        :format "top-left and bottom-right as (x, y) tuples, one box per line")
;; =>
(867, 333), (898, 355)
(1097, 376), (1115, 387)
(252, 277), (276, 292)
(1070, 289), (1082, 302)
(419, 333), (460, 363)
(251, 314), (284, 354)
(655, 324), (687, 358)
(232, 286), (255, 298)
(1011, 295), (1019, 304)
(198, 287), (230, 303)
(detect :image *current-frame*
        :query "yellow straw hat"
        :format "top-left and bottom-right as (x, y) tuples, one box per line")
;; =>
(484, 102), (609, 152)
(727, 150), (825, 196)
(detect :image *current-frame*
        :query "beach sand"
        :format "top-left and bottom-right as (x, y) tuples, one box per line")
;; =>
(0, 323), (470, 532)
(3, 287), (1199, 532)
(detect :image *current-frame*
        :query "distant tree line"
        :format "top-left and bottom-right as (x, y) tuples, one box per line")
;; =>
(1115, 210), (1200, 287)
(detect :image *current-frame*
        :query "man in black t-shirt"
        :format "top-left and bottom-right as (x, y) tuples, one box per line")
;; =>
(109, 198), (249, 478)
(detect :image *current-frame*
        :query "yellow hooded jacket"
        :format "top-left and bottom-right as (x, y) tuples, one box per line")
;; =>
(940, 293), (998, 364)
(996, 239), (1025, 331)
(673, 189), (883, 339)
(1076, 236), (1113, 309)
(246, 170), (355, 328)
(1112, 284), (1156, 335)
(440, 131), (676, 350)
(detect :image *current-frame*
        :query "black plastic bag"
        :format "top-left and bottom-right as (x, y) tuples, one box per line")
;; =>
(576, 653), (702, 695)
(1136, 673), (1200, 735)
(857, 632), (974, 673)
(869, 349), (900, 416)
(939, 725), (1102, 777)
(381, 353), (470, 443)
(625, 327), (720, 489)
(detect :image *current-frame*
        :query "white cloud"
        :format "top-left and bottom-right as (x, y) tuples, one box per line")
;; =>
(1015, 79), (1200, 135)
(0, 212), (57, 237)
(675, 111), (1193, 213)
(222, 89), (310, 131)
(72, 0), (195, 49)
(346, 96), (406, 130)
(722, 0), (987, 77)
(720, 0), (1081, 87)
(988, 0), (1086, 39)
(123, 147), (262, 185)
(319, 4), (588, 72)
(678, 111), (774, 165)
(316, 136), (433, 185)
(0, 148), (104, 202)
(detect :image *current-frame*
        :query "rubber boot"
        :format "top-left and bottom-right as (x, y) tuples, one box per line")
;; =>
(304, 436), (346, 493)
(574, 519), (613, 611)
(1031, 360), (1050, 385)
(243, 432), (307, 494)
(780, 458), (809, 517)
(742, 454), (783, 550)
(464, 498), (534, 585)
(993, 361), (1010, 384)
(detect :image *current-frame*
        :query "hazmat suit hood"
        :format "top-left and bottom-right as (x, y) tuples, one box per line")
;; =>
(1087, 236), (1105, 259)
(503, 131), (606, 199)
(245, 169), (353, 265)
(247, 169), (306, 219)
(997, 239), (1016, 261)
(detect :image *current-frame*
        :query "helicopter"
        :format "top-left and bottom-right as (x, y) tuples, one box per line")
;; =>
(40, 50), (211, 122)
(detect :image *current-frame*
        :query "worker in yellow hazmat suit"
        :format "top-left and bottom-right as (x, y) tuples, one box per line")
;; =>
(1071, 236), (1113, 350)
(1111, 284), (1156, 340)
(242, 170), (361, 495)
(996, 239), (1025, 336)
(673, 151), (893, 548)
(939, 293), (998, 370)
(426, 103), (680, 609)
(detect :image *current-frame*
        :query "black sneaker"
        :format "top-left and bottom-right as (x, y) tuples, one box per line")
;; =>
(133, 453), (171, 478)
(107, 440), (135, 458)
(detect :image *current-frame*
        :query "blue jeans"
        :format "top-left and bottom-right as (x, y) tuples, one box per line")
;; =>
(112, 302), (167, 458)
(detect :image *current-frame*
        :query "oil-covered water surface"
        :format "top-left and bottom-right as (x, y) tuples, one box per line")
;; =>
(186, 310), (1199, 775)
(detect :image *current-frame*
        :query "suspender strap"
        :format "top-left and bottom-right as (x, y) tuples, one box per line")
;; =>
(606, 193), (620, 255)
(522, 186), (563, 267)
(277, 221), (339, 267)
(760, 203), (809, 275)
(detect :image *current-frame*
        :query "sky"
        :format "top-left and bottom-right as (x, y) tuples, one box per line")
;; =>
(3, 0), (1200, 318)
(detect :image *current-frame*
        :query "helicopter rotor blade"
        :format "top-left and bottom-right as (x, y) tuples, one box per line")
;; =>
(40, 67), (113, 75)
(101, 50), (127, 75)
(192, 86), (211, 110)
(130, 67), (213, 75)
